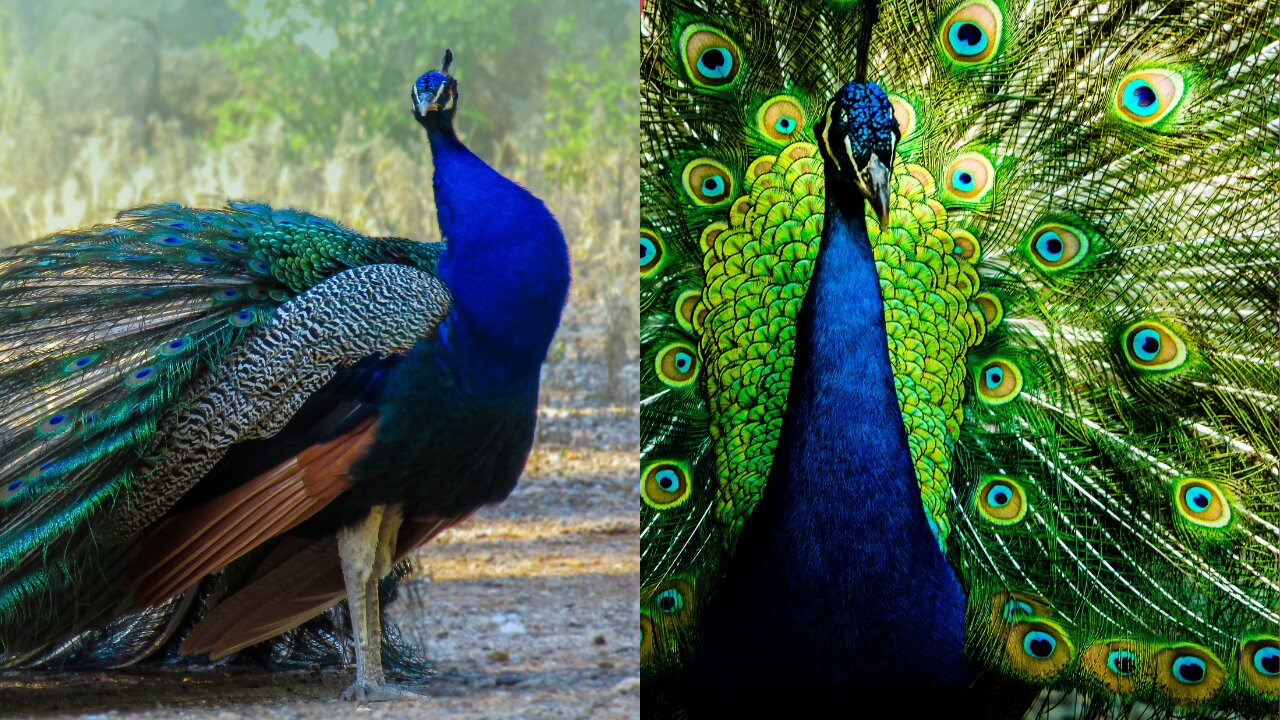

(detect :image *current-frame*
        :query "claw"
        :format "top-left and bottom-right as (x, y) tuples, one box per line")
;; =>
(340, 681), (429, 702)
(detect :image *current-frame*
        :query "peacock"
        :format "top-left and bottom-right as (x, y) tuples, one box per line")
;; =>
(0, 49), (570, 701)
(640, 0), (1277, 717)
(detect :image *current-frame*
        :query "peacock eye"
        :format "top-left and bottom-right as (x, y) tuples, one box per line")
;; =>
(975, 358), (1022, 405)
(1026, 224), (1089, 272)
(699, 48), (731, 78)
(642, 460), (692, 509)
(149, 233), (188, 247)
(1122, 321), (1187, 371)
(63, 354), (99, 373)
(1172, 655), (1206, 684)
(1107, 650), (1137, 676)
(680, 26), (742, 88)
(1172, 478), (1230, 528)
(1185, 487), (1210, 511)
(38, 411), (74, 435)
(975, 476), (1026, 524)
(1115, 69), (1184, 127)
(1254, 646), (1280, 676)
(682, 159), (734, 206)
(640, 229), (664, 276)
(649, 579), (695, 619)
(939, 1), (1004, 65)
(125, 366), (156, 387)
(756, 96), (806, 144)
(159, 337), (190, 356)
(1036, 232), (1060, 260)
(942, 152), (994, 203)
(656, 343), (699, 387)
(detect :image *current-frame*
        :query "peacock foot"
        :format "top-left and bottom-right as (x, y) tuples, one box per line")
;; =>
(340, 680), (429, 702)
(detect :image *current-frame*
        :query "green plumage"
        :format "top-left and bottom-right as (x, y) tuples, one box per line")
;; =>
(641, 0), (1278, 715)
(0, 201), (442, 658)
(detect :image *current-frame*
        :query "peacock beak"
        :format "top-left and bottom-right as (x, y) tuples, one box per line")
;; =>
(854, 154), (891, 226)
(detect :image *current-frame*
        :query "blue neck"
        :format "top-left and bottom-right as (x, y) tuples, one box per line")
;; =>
(693, 170), (970, 703)
(768, 174), (956, 579)
(423, 119), (570, 382)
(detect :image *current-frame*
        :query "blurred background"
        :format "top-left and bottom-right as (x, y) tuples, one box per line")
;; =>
(0, 0), (639, 717)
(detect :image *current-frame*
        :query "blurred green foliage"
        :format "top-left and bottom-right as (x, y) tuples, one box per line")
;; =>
(210, 0), (637, 180)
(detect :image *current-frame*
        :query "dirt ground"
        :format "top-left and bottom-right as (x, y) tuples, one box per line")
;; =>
(0, 306), (641, 720)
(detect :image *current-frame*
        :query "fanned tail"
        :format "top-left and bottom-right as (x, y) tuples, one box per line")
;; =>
(641, 0), (1277, 715)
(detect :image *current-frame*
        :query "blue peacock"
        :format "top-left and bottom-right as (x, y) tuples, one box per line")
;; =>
(640, 0), (1277, 716)
(0, 50), (571, 700)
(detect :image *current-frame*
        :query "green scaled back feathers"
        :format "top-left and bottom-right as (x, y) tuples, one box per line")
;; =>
(641, 0), (1278, 715)
(0, 202), (441, 654)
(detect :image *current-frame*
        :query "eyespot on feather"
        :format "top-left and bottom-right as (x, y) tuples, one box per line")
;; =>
(682, 159), (734, 206)
(229, 309), (257, 327)
(1154, 645), (1225, 706)
(641, 229), (664, 277)
(679, 25), (741, 88)
(952, 229), (980, 261)
(1171, 478), (1231, 529)
(1002, 620), (1072, 681)
(975, 358), (1022, 405)
(942, 152), (994, 203)
(655, 343), (699, 388)
(939, 1), (1004, 65)
(1122, 321), (1187, 371)
(642, 460), (693, 509)
(124, 366), (157, 388)
(639, 613), (655, 662)
(1082, 640), (1148, 695)
(757, 96), (806, 144)
(158, 337), (192, 356)
(36, 409), (76, 436)
(1239, 637), (1280, 697)
(1114, 69), (1184, 127)
(1026, 223), (1089, 272)
(975, 476), (1026, 525)
(988, 591), (1053, 630)
(648, 578), (695, 621)
(62, 354), (99, 373)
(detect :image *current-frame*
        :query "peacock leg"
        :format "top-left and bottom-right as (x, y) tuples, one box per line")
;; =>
(337, 504), (423, 701)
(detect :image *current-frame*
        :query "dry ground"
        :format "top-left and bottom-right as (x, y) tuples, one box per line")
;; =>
(0, 306), (640, 720)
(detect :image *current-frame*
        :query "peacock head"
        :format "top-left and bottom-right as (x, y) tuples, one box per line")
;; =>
(813, 82), (898, 225)
(412, 49), (459, 127)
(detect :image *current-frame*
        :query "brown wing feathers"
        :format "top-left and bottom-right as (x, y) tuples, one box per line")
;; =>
(126, 417), (379, 609)
(179, 514), (462, 658)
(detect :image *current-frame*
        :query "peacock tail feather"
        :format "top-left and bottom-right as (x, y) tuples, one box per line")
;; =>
(0, 201), (444, 659)
(640, 0), (1277, 714)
